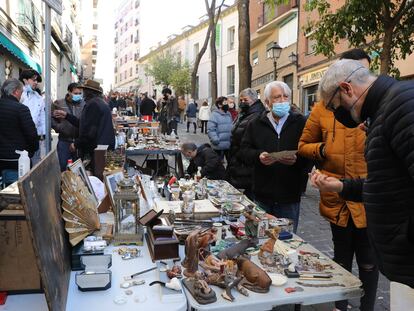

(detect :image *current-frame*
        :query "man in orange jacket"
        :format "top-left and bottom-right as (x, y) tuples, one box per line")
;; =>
(298, 49), (378, 311)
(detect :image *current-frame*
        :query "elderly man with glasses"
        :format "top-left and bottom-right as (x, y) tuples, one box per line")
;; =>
(311, 59), (414, 310)
(241, 81), (310, 233)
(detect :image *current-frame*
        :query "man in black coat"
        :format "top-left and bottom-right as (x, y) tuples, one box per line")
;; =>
(181, 143), (225, 180)
(139, 92), (156, 119)
(226, 88), (265, 198)
(0, 79), (38, 180)
(311, 59), (414, 302)
(241, 81), (310, 233)
(55, 80), (115, 168)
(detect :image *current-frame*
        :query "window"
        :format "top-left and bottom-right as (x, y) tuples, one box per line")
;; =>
(129, 52), (132, 60)
(193, 43), (199, 61)
(124, 55), (127, 64)
(208, 72), (212, 97)
(252, 51), (259, 66)
(177, 51), (182, 65)
(92, 50), (97, 55)
(227, 26), (235, 51)
(120, 57), (123, 66)
(124, 70), (127, 80)
(278, 17), (298, 48)
(130, 68), (132, 77)
(130, 34), (133, 43)
(304, 84), (318, 114)
(92, 24), (98, 30)
(115, 76), (117, 84)
(306, 35), (316, 55)
(136, 64), (139, 74)
(266, 42), (273, 59)
(120, 73), (122, 82)
(227, 65), (235, 95)
(283, 73), (294, 102)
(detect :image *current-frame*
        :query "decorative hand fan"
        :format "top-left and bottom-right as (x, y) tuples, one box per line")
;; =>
(61, 171), (100, 246)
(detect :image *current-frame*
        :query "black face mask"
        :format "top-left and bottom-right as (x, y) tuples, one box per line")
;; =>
(222, 104), (229, 112)
(239, 102), (250, 113)
(333, 106), (360, 128)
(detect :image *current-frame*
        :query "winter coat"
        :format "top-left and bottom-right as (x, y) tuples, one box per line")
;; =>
(298, 102), (367, 228)
(240, 111), (310, 203)
(140, 97), (156, 116)
(165, 96), (179, 122)
(198, 106), (211, 121)
(340, 75), (414, 288)
(20, 87), (45, 135)
(0, 95), (38, 159)
(229, 108), (238, 121)
(187, 144), (226, 180)
(207, 109), (232, 151)
(52, 95), (85, 142)
(74, 96), (115, 156)
(186, 102), (197, 118)
(227, 100), (265, 189)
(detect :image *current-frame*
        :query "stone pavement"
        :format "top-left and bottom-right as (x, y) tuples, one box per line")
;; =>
(177, 123), (390, 311)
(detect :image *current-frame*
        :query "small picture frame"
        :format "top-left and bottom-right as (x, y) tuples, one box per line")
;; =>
(68, 159), (98, 206)
(103, 169), (124, 209)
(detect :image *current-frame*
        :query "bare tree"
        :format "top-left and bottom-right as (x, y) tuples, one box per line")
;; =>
(238, 0), (252, 91)
(207, 0), (225, 105)
(191, 0), (215, 99)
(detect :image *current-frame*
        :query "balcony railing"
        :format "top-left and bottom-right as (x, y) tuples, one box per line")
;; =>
(16, 0), (40, 42)
(65, 26), (72, 47)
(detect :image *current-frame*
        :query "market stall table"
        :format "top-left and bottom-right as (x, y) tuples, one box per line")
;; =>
(126, 148), (184, 177)
(182, 237), (362, 311)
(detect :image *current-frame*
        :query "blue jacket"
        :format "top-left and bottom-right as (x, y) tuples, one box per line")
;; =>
(207, 109), (232, 150)
(186, 102), (197, 118)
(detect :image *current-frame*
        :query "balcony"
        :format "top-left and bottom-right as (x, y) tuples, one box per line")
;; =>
(64, 26), (73, 49)
(135, 19), (139, 26)
(16, 0), (40, 42)
(114, 37), (118, 44)
(257, 4), (297, 34)
(135, 0), (140, 9)
(134, 37), (139, 43)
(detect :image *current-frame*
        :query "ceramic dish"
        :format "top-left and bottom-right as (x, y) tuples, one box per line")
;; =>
(268, 273), (288, 286)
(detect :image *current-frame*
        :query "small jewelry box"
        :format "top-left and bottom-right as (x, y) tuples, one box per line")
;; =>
(75, 255), (112, 291)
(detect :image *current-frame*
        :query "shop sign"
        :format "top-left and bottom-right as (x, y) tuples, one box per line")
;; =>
(300, 67), (328, 86)
(252, 72), (274, 88)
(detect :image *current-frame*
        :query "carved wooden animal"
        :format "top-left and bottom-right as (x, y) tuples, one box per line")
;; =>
(236, 256), (272, 293)
(258, 227), (281, 258)
(217, 238), (256, 260)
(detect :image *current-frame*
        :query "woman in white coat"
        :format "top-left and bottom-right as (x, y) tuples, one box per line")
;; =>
(198, 100), (211, 134)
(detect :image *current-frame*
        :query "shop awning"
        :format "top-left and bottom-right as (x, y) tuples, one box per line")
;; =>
(0, 32), (42, 74)
(70, 64), (77, 74)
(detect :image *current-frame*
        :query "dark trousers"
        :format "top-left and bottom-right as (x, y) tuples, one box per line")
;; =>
(187, 121), (197, 133)
(330, 219), (378, 311)
(213, 149), (229, 163)
(255, 198), (300, 233)
(167, 120), (178, 136)
(201, 120), (208, 134)
(57, 140), (78, 172)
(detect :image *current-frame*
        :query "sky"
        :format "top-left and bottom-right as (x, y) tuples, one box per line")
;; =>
(95, 0), (234, 92)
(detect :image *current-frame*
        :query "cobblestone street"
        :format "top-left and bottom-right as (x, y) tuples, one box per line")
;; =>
(178, 123), (390, 311)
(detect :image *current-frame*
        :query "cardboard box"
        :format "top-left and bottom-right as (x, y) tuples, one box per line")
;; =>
(0, 210), (42, 293)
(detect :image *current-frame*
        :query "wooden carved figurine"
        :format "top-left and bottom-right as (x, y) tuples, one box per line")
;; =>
(182, 230), (201, 277)
(258, 227), (281, 259)
(236, 255), (272, 293)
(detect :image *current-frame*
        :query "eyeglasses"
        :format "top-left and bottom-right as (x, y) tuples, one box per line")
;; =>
(325, 66), (365, 112)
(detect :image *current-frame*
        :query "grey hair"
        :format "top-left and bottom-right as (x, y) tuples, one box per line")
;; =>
(264, 81), (291, 101)
(319, 59), (375, 103)
(1, 78), (23, 97)
(181, 142), (197, 151)
(239, 88), (258, 102)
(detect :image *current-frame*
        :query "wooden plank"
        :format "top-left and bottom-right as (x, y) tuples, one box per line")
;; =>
(18, 150), (71, 311)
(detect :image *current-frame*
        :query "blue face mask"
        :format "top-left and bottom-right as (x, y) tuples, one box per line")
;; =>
(272, 101), (290, 117)
(72, 94), (83, 102)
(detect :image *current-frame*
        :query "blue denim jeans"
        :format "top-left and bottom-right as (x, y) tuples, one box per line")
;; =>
(57, 140), (78, 171)
(255, 199), (300, 233)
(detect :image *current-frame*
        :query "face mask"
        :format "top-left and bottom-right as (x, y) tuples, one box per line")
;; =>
(239, 102), (249, 113)
(72, 94), (83, 102)
(222, 104), (229, 112)
(272, 101), (290, 117)
(333, 106), (360, 128)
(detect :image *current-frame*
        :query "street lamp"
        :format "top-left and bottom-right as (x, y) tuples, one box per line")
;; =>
(289, 52), (298, 64)
(267, 42), (282, 80)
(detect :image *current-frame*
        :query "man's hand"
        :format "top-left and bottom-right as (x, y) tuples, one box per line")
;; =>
(69, 143), (76, 153)
(278, 154), (297, 166)
(53, 109), (67, 119)
(309, 170), (343, 192)
(259, 152), (277, 166)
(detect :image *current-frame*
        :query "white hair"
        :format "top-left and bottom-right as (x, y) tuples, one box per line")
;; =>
(319, 59), (375, 103)
(239, 88), (258, 102)
(1, 78), (23, 97)
(264, 81), (291, 101)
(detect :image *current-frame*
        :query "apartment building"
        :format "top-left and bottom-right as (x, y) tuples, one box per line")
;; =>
(113, 0), (141, 92)
(139, 4), (239, 102)
(80, 0), (99, 81)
